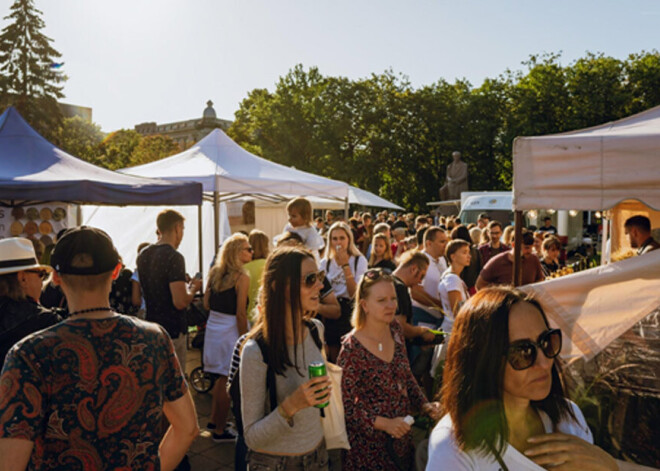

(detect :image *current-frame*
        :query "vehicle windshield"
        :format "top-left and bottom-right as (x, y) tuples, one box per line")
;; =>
(458, 209), (515, 226)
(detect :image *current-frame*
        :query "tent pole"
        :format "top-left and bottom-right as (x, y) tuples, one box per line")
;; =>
(76, 205), (82, 226)
(513, 210), (523, 286)
(198, 203), (203, 282)
(213, 191), (220, 255)
(344, 197), (349, 220)
(601, 216), (609, 266)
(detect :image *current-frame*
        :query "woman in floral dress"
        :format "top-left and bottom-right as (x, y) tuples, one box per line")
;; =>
(338, 268), (441, 470)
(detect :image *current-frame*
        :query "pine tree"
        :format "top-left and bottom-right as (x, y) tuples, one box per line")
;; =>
(0, 0), (66, 139)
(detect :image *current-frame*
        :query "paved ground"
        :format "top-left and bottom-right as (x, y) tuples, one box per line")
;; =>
(184, 348), (236, 471)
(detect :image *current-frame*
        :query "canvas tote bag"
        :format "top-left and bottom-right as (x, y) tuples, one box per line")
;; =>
(321, 353), (350, 450)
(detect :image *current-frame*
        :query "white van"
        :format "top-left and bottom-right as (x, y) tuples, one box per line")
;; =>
(458, 192), (515, 226)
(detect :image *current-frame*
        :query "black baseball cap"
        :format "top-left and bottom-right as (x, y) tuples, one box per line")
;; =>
(50, 226), (120, 275)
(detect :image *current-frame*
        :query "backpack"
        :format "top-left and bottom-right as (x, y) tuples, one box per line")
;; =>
(229, 319), (323, 437)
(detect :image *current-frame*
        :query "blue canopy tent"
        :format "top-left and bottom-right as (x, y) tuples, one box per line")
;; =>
(0, 107), (202, 205)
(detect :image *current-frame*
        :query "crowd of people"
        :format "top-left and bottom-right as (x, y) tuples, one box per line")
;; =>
(0, 201), (657, 470)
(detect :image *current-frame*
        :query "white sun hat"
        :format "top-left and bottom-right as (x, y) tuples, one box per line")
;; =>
(0, 237), (53, 276)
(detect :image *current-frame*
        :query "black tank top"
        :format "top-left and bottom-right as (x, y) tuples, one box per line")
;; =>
(208, 286), (239, 315)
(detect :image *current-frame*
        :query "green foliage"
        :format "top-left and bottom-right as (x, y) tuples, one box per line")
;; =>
(229, 52), (660, 211)
(55, 120), (180, 169)
(625, 51), (660, 114)
(55, 116), (103, 163)
(0, 0), (66, 141)
(130, 134), (180, 166)
(96, 129), (142, 170)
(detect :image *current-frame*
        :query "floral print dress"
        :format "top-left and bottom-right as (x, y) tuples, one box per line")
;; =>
(338, 321), (428, 471)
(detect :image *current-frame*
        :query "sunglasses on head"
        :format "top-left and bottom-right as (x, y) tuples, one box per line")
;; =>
(363, 268), (393, 281)
(304, 270), (325, 287)
(25, 269), (49, 280)
(506, 328), (562, 370)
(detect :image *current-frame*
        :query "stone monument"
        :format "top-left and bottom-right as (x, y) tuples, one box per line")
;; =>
(439, 151), (468, 201)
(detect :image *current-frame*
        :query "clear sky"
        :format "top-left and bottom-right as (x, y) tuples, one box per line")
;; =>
(3, 0), (659, 132)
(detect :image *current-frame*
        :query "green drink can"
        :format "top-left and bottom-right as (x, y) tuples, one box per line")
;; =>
(308, 361), (329, 408)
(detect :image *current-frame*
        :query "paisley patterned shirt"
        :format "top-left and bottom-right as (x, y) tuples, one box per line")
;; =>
(0, 315), (187, 470)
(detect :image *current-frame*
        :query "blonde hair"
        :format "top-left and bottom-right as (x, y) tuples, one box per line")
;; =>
(324, 221), (362, 259)
(502, 226), (515, 246)
(209, 233), (249, 292)
(249, 230), (269, 259)
(480, 227), (491, 245)
(351, 270), (395, 330)
(286, 197), (313, 227)
(469, 227), (482, 246)
(369, 233), (393, 266)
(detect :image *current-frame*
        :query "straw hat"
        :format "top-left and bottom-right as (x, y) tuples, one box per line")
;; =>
(0, 237), (53, 276)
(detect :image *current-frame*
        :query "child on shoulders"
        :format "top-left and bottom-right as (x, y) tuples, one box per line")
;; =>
(280, 197), (325, 257)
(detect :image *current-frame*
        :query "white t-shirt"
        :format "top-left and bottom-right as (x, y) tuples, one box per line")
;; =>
(284, 224), (326, 252)
(320, 255), (368, 299)
(411, 251), (448, 317)
(437, 268), (470, 333)
(426, 400), (593, 471)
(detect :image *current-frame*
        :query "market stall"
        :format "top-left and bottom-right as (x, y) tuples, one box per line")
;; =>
(513, 104), (660, 467)
(0, 107), (202, 265)
(120, 128), (350, 250)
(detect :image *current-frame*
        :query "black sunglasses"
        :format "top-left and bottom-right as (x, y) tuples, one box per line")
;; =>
(363, 268), (394, 281)
(304, 270), (325, 287)
(506, 328), (562, 370)
(25, 269), (49, 280)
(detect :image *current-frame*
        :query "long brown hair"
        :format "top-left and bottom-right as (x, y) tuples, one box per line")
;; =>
(440, 287), (574, 460)
(248, 246), (313, 376)
(248, 229), (270, 260)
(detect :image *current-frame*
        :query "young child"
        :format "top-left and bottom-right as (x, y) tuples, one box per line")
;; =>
(281, 197), (325, 255)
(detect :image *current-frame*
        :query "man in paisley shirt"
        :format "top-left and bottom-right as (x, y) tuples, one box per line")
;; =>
(0, 226), (199, 470)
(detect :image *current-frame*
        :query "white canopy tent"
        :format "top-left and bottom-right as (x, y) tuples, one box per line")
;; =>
(122, 129), (349, 200)
(82, 202), (231, 279)
(85, 129), (355, 275)
(120, 128), (350, 250)
(519, 250), (660, 363)
(513, 105), (660, 362)
(308, 185), (404, 211)
(513, 104), (660, 212)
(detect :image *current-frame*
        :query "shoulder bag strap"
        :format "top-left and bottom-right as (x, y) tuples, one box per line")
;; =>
(304, 319), (323, 351)
(256, 336), (277, 412)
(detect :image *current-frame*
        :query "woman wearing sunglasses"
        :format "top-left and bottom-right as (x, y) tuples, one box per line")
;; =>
(426, 287), (623, 471)
(240, 246), (331, 469)
(203, 233), (252, 441)
(0, 237), (61, 366)
(338, 268), (441, 471)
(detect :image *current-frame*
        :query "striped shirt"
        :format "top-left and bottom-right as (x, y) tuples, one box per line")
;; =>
(226, 333), (249, 391)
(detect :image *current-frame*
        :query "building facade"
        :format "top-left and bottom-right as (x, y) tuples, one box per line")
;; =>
(134, 100), (232, 148)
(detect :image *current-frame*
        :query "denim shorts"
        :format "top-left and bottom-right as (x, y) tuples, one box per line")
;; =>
(247, 441), (329, 471)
